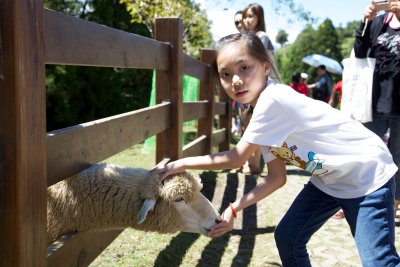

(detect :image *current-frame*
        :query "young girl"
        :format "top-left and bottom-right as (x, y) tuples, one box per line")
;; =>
(155, 33), (399, 266)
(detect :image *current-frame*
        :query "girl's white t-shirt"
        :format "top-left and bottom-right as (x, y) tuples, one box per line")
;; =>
(241, 81), (398, 199)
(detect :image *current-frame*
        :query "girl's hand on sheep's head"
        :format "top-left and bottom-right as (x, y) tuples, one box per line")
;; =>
(154, 160), (186, 182)
(207, 207), (234, 238)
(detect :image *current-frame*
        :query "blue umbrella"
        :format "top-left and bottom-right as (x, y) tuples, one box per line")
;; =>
(302, 54), (343, 74)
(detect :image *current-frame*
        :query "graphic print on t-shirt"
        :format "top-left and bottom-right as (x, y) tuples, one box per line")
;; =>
(375, 30), (400, 78)
(268, 142), (328, 175)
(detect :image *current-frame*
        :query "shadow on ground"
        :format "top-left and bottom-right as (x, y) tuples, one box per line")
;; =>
(153, 171), (281, 267)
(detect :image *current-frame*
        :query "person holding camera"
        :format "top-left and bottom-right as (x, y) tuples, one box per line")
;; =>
(354, 0), (400, 220)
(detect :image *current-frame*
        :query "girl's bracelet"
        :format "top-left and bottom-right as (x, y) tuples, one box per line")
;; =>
(229, 202), (237, 218)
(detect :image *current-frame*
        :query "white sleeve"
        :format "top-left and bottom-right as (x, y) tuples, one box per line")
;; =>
(261, 149), (276, 164)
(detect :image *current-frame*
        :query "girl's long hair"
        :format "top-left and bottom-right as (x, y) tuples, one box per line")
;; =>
(212, 33), (273, 120)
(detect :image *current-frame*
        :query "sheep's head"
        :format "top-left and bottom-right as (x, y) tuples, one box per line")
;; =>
(138, 171), (220, 236)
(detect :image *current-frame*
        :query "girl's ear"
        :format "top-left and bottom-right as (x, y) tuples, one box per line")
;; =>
(263, 62), (271, 76)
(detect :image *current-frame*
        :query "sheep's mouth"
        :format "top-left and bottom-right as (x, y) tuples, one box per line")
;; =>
(203, 227), (212, 235)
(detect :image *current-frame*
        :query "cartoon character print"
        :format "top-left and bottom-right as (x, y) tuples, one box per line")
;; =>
(268, 142), (306, 169)
(305, 152), (328, 175)
(268, 142), (328, 175)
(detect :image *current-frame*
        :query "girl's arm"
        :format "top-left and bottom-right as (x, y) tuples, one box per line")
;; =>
(155, 140), (260, 181)
(208, 157), (287, 238)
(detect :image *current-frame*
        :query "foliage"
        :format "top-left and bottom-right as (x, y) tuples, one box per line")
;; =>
(276, 29), (289, 48)
(44, 0), (153, 131)
(276, 25), (317, 84)
(336, 21), (359, 58)
(44, 0), (213, 130)
(314, 19), (341, 60)
(46, 65), (152, 130)
(119, 0), (214, 58)
(276, 19), (359, 85)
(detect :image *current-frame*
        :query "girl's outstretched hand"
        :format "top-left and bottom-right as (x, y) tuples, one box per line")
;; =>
(153, 159), (186, 182)
(208, 206), (235, 238)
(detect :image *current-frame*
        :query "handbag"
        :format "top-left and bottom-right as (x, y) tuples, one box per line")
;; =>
(340, 51), (375, 123)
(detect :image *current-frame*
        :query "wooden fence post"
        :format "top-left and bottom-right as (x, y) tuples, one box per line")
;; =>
(198, 49), (215, 154)
(154, 18), (184, 162)
(219, 80), (232, 152)
(0, 0), (47, 265)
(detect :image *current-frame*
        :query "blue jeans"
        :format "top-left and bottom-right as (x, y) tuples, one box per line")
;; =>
(364, 113), (400, 200)
(275, 179), (399, 267)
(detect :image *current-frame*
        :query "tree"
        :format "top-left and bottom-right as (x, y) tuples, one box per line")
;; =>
(336, 21), (359, 58)
(276, 25), (318, 83)
(44, 0), (153, 130)
(119, 0), (213, 58)
(314, 19), (341, 61)
(44, 0), (214, 130)
(276, 29), (289, 48)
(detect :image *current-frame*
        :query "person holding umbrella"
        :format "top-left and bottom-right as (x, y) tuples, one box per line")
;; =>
(307, 65), (333, 103)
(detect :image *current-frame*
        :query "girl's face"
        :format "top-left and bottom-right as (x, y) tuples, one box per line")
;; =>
(216, 41), (269, 107)
(243, 9), (258, 30)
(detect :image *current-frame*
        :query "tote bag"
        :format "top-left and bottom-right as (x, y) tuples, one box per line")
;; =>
(340, 54), (375, 123)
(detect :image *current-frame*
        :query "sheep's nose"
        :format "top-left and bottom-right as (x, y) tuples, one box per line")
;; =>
(215, 218), (222, 224)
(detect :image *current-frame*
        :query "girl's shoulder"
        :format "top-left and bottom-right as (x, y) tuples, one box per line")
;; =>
(264, 82), (296, 98)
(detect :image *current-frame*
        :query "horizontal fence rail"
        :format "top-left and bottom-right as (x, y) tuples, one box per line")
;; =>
(47, 103), (171, 186)
(44, 9), (170, 69)
(183, 54), (209, 81)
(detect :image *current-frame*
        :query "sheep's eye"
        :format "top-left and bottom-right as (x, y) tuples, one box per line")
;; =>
(174, 196), (185, 202)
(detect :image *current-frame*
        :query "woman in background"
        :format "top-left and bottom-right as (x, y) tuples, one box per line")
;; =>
(242, 3), (280, 82)
(354, 0), (400, 219)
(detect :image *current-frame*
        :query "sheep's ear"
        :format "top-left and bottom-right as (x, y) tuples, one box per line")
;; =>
(138, 198), (156, 224)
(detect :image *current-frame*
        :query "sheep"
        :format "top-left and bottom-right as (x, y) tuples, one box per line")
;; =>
(47, 163), (220, 244)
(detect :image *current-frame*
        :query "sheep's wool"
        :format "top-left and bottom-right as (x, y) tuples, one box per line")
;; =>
(160, 172), (202, 203)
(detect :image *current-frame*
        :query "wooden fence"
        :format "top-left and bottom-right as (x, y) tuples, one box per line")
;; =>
(0, 1), (231, 266)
